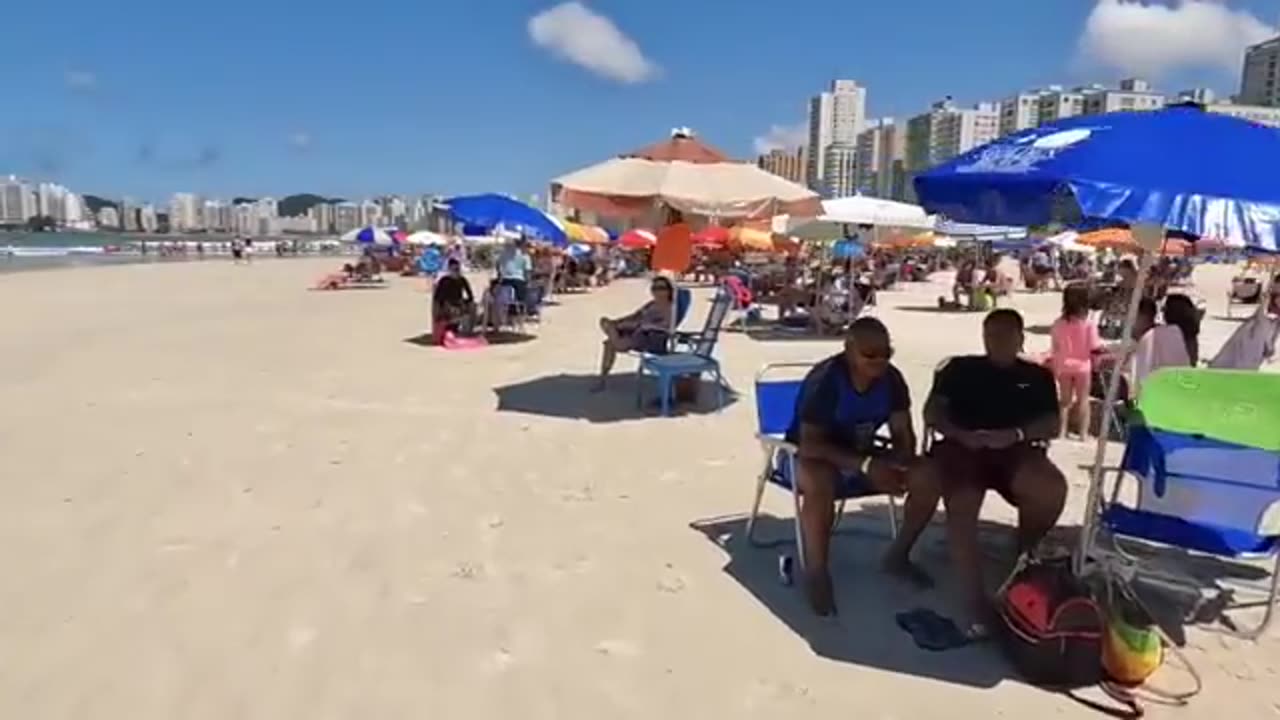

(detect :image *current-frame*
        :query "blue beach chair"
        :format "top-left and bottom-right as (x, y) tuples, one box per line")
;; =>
(746, 363), (900, 580)
(636, 287), (732, 416)
(1086, 368), (1280, 639)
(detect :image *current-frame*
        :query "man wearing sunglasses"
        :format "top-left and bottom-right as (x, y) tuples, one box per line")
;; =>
(786, 317), (923, 616)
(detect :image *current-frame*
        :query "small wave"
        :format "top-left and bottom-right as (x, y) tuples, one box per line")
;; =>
(1, 246), (115, 258)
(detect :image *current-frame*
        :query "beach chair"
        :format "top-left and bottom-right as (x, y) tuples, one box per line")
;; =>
(1085, 368), (1280, 639)
(624, 286), (693, 360)
(746, 363), (900, 579)
(636, 287), (732, 416)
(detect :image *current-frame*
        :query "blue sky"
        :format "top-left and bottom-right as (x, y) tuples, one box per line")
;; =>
(1, 0), (1275, 202)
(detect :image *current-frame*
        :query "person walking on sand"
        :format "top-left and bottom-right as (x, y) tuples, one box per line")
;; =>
(1049, 283), (1103, 439)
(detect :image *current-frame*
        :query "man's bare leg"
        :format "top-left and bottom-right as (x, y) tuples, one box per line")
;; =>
(796, 458), (838, 616)
(942, 483), (989, 630)
(882, 462), (941, 588)
(1008, 455), (1067, 555)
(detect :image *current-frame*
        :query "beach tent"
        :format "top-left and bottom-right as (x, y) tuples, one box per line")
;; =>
(551, 131), (821, 220)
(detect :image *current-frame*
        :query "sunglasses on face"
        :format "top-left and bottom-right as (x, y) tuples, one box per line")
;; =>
(858, 347), (893, 361)
(650, 285), (670, 293)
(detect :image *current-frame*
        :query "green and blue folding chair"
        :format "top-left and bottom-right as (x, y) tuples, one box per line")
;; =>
(1087, 368), (1280, 639)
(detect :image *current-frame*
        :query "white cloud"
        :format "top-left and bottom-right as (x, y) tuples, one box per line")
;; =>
(1078, 0), (1276, 77)
(64, 70), (96, 90)
(288, 131), (312, 150)
(752, 123), (806, 155)
(528, 2), (657, 83)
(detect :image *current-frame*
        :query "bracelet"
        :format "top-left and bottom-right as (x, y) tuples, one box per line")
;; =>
(859, 455), (873, 475)
(1015, 428), (1026, 443)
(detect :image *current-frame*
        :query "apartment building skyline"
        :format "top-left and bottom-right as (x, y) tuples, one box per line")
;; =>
(1240, 36), (1280, 107)
(805, 79), (867, 190)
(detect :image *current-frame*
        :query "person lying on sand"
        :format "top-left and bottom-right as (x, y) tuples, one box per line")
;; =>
(910, 309), (1066, 636)
(787, 318), (925, 616)
(590, 276), (675, 392)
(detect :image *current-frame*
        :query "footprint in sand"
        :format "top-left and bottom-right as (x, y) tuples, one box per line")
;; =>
(594, 639), (640, 658)
(451, 562), (484, 580)
(656, 563), (686, 594)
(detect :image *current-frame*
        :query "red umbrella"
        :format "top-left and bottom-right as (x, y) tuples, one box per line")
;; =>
(692, 225), (730, 248)
(618, 228), (656, 250)
(624, 131), (730, 164)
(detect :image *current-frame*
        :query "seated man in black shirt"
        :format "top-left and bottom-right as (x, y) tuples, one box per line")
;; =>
(432, 258), (475, 334)
(787, 318), (929, 616)
(919, 309), (1065, 631)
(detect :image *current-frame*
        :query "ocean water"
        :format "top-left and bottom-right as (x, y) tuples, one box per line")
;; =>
(0, 231), (344, 273)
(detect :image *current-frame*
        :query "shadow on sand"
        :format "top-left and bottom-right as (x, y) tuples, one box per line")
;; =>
(493, 372), (738, 423)
(404, 331), (537, 348)
(689, 505), (1097, 691)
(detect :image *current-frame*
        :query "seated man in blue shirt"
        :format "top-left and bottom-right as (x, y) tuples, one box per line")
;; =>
(787, 317), (934, 616)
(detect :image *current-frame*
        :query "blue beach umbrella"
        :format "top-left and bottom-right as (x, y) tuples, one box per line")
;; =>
(340, 226), (393, 246)
(443, 193), (568, 247)
(831, 238), (865, 260)
(914, 104), (1280, 252)
(915, 103), (1280, 576)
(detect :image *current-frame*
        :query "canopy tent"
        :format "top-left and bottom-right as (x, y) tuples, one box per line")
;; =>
(553, 157), (821, 220)
(788, 195), (936, 240)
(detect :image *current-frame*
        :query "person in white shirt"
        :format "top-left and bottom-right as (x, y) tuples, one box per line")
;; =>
(1132, 293), (1199, 393)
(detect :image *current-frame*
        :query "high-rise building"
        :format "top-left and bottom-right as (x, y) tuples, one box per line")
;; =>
(1177, 87), (1218, 105)
(233, 202), (256, 236)
(139, 204), (159, 233)
(0, 176), (36, 225)
(63, 193), (87, 227)
(360, 200), (380, 227)
(36, 183), (69, 222)
(756, 147), (806, 185)
(1036, 87), (1088, 124)
(998, 90), (1049, 136)
(1082, 78), (1166, 115)
(310, 203), (336, 234)
(856, 119), (907, 200)
(170, 193), (203, 232)
(1240, 36), (1280, 107)
(120, 198), (140, 232)
(1207, 101), (1280, 128)
(821, 143), (858, 198)
(806, 79), (868, 190)
(905, 99), (999, 199)
(96, 206), (120, 229)
(334, 202), (362, 234)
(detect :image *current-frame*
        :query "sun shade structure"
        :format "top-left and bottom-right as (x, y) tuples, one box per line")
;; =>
(915, 105), (1280, 251)
(551, 130), (822, 220)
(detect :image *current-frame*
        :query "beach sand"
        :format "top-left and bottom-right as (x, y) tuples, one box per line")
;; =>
(0, 258), (1277, 719)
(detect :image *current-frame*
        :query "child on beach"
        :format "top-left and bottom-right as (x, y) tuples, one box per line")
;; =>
(1050, 283), (1103, 439)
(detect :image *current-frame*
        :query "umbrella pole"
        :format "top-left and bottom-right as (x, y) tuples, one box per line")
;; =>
(1073, 233), (1158, 577)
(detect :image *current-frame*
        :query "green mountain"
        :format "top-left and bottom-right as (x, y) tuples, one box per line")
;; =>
(83, 195), (118, 213)
(279, 193), (342, 217)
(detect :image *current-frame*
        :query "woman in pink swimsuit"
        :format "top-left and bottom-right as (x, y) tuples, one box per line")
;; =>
(1050, 283), (1103, 439)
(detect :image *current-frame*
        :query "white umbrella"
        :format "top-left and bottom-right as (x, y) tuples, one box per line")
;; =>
(1044, 230), (1097, 255)
(406, 230), (449, 246)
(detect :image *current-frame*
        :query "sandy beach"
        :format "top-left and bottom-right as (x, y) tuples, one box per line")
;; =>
(1, 258), (1277, 719)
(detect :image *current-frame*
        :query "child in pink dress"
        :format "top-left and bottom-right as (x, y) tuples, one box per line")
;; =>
(1050, 284), (1103, 439)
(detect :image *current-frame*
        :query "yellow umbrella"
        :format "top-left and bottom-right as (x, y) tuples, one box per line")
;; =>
(730, 226), (774, 252)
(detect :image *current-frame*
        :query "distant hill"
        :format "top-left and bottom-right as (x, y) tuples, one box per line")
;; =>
(279, 193), (342, 218)
(232, 197), (256, 206)
(83, 195), (118, 213)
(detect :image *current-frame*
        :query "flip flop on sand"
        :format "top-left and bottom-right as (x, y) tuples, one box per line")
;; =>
(895, 608), (984, 651)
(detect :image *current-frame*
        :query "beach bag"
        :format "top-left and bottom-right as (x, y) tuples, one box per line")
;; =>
(997, 556), (1105, 689)
(1095, 577), (1202, 715)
